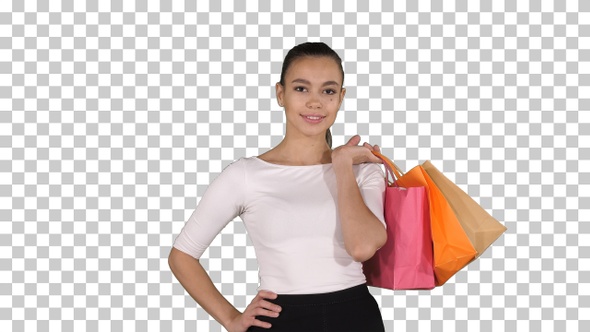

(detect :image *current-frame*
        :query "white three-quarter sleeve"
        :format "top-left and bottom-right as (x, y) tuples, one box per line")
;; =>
(172, 159), (246, 259)
(358, 163), (387, 228)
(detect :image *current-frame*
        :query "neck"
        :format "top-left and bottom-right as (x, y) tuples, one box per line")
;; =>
(269, 133), (332, 165)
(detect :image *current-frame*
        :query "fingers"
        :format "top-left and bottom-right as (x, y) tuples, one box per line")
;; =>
(230, 290), (282, 331)
(363, 142), (379, 151)
(250, 290), (282, 317)
(361, 143), (383, 164)
(368, 153), (383, 164)
(345, 135), (381, 150)
(237, 291), (282, 330)
(346, 135), (379, 150)
(257, 299), (282, 314)
(362, 142), (381, 152)
(345, 135), (361, 146)
(250, 318), (273, 329)
(255, 290), (278, 300)
(338, 136), (383, 164)
(255, 307), (280, 319)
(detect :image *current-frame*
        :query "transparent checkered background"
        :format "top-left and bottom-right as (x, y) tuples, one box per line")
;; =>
(1, 0), (589, 331)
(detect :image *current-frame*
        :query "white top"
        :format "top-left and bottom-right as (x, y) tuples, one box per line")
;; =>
(173, 156), (386, 294)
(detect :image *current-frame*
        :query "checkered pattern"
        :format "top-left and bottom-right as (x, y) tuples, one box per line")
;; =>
(2, 0), (589, 331)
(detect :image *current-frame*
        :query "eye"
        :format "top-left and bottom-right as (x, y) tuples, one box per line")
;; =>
(324, 89), (336, 95)
(294, 86), (307, 92)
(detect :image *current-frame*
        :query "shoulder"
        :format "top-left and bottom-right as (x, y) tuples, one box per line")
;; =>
(218, 156), (264, 176)
(209, 157), (249, 184)
(220, 156), (259, 169)
(356, 162), (385, 176)
(204, 157), (259, 195)
(355, 162), (386, 186)
(231, 156), (262, 170)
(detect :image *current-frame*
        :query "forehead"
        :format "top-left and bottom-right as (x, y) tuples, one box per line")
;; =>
(284, 56), (343, 84)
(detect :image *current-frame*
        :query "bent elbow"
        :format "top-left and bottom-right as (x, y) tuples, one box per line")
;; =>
(168, 247), (196, 272)
(168, 249), (179, 272)
(348, 245), (378, 263)
(376, 229), (387, 250)
(348, 231), (388, 263)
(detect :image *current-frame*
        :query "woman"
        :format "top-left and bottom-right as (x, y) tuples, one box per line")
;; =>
(169, 42), (387, 331)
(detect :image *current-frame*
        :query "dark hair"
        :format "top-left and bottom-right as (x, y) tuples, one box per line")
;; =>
(279, 42), (344, 148)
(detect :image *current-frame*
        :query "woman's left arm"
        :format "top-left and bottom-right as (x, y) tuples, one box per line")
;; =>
(331, 135), (387, 262)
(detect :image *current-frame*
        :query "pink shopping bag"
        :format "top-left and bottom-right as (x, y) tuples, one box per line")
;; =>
(363, 152), (435, 290)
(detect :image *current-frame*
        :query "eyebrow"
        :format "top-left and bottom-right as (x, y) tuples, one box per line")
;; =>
(291, 79), (340, 87)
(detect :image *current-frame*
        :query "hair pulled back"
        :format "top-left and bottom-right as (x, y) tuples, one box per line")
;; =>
(279, 42), (344, 148)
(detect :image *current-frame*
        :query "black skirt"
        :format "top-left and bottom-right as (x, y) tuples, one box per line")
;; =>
(247, 283), (385, 332)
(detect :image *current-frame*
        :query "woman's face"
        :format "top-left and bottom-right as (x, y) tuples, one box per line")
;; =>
(276, 56), (346, 142)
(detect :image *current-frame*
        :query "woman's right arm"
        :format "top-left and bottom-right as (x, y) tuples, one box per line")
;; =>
(170, 160), (281, 330)
(168, 247), (242, 329)
(169, 248), (282, 332)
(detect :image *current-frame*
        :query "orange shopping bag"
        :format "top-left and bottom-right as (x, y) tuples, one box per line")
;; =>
(373, 152), (477, 286)
(422, 161), (506, 258)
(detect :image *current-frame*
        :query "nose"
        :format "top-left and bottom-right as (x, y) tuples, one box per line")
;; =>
(306, 93), (322, 109)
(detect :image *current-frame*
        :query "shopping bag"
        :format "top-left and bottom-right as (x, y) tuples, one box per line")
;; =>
(374, 152), (477, 286)
(422, 161), (506, 258)
(363, 152), (435, 290)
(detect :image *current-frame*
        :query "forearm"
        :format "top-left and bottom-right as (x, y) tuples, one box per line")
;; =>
(168, 247), (240, 329)
(333, 161), (387, 262)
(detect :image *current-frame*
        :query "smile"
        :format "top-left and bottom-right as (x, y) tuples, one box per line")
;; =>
(301, 114), (326, 123)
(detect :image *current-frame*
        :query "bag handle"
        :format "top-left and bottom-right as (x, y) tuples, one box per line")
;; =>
(371, 150), (405, 187)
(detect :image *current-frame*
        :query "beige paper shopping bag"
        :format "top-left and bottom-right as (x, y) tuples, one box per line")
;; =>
(422, 161), (507, 258)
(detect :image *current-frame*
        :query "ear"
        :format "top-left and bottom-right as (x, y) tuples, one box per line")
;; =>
(338, 87), (346, 109)
(276, 82), (284, 107)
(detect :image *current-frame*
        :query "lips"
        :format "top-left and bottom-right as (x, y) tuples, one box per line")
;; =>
(301, 114), (326, 123)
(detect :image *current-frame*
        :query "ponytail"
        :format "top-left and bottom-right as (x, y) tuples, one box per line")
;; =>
(325, 129), (332, 148)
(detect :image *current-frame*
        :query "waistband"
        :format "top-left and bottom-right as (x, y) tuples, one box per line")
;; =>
(272, 283), (371, 306)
